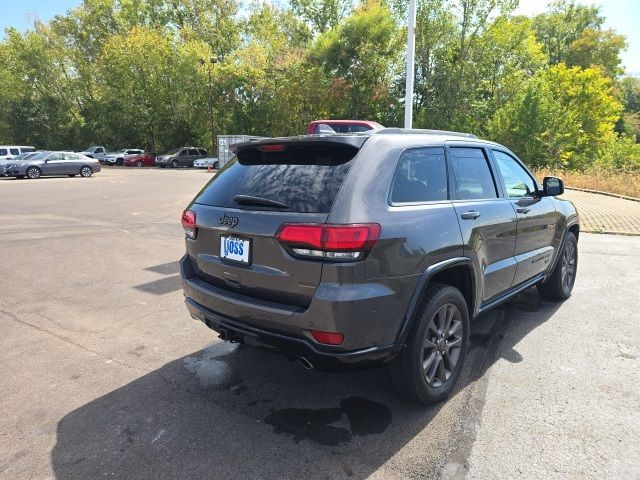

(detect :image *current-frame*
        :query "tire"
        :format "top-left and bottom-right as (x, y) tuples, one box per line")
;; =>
(116, 158), (124, 166)
(390, 283), (470, 404)
(213, 161), (219, 169)
(68, 174), (76, 177)
(537, 232), (578, 300)
(135, 160), (142, 167)
(80, 166), (93, 178)
(26, 167), (41, 179)
(171, 160), (179, 168)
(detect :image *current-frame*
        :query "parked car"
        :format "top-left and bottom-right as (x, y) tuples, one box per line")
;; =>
(4, 151), (101, 179)
(179, 129), (579, 404)
(78, 146), (106, 161)
(0, 145), (36, 160)
(103, 149), (144, 166)
(123, 153), (156, 167)
(156, 147), (207, 168)
(306, 120), (384, 135)
(0, 152), (39, 176)
(193, 157), (219, 169)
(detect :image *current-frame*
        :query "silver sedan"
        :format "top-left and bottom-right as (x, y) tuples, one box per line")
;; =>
(3, 151), (101, 179)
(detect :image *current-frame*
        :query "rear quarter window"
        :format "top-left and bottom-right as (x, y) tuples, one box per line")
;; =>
(194, 143), (359, 213)
(390, 147), (448, 203)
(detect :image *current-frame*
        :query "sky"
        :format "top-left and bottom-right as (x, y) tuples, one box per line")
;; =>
(0, 0), (638, 73)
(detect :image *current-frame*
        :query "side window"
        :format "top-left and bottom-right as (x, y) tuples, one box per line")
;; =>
(22, 147), (35, 153)
(347, 125), (370, 133)
(449, 147), (498, 200)
(390, 147), (448, 203)
(48, 153), (64, 161)
(96, 148), (104, 154)
(0, 149), (7, 156)
(10, 148), (19, 155)
(492, 150), (537, 198)
(180, 149), (189, 156)
(188, 149), (198, 156)
(198, 148), (207, 155)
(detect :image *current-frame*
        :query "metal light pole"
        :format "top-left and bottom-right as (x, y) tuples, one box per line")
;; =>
(199, 57), (217, 156)
(404, 0), (417, 129)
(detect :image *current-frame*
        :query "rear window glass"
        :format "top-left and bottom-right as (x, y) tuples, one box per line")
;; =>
(390, 147), (448, 203)
(194, 143), (359, 213)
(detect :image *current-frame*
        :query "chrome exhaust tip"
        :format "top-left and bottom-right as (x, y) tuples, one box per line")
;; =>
(298, 356), (314, 370)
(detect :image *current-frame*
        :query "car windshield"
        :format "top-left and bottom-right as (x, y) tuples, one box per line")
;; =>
(11, 153), (29, 160)
(22, 152), (49, 161)
(86, 146), (99, 151)
(165, 148), (181, 155)
(112, 149), (127, 154)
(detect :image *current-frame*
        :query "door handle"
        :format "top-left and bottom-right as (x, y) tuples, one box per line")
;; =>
(461, 211), (481, 220)
(516, 207), (531, 214)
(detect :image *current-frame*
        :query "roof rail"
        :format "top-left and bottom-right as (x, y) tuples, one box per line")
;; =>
(372, 128), (478, 139)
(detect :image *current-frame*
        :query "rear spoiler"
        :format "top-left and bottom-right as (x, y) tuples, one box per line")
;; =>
(231, 135), (368, 155)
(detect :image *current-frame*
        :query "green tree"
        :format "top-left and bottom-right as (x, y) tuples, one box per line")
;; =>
(488, 64), (622, 168)
(532, 0), (626, 78)
(311, 0), (402, 123)
(291, 0), (355, 34)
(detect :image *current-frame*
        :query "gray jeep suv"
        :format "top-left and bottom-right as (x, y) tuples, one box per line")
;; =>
(179, 129), (579, 404)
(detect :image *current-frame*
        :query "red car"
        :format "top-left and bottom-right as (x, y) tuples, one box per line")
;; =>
(306, 119), (384, 135)
(123, 153), (155, 167)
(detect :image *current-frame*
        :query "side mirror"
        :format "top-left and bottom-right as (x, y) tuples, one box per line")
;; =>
(542, 176), (564, 196)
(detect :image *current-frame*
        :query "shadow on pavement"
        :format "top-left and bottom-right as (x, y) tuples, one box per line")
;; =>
(51, 289), (561, 479)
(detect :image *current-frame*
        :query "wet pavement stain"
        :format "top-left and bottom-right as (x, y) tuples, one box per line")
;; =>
(340, 396), (392, 436)
(264, 396), (392, 446)
(264, 407), (351, 446)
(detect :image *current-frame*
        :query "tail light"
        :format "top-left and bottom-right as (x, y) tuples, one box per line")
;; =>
(181, 209), (197, 239)
(276, 223), (380, 261)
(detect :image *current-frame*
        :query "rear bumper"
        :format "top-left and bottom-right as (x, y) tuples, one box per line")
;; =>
(184, 296), (397, 370)
(180, 254), (407, 370)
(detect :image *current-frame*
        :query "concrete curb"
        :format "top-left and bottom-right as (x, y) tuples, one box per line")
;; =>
(581, 229), (640, 237)
(565, 187), (640, 203)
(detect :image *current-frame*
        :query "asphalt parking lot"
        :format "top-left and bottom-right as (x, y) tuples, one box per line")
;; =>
(1, 168), (639, 479)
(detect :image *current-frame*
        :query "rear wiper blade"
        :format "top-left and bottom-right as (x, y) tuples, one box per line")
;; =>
(233, 195), (289, 209)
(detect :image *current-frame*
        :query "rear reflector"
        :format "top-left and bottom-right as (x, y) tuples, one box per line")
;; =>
(311, 330), (344, 345)
(181, 209), (197, 238)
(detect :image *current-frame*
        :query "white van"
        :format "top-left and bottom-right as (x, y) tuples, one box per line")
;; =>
(0, 146), (36, 160)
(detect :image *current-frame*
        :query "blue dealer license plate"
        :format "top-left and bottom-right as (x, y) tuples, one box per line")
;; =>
(220, 236), (251, 265)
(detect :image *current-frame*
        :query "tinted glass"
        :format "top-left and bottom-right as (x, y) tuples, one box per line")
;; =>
(0, 149), (8, 155)
(493, 150), (537, 198)
(10, 148), (19, 155)
(449, 148), (497, 200)
(198, 149), (207, 155)
(188, 149), (198, 155)
(391, 147), (448, 203)
(180, 149), (189, 156)
(21, 147), (35, 153)
(194, 144), (359, 213)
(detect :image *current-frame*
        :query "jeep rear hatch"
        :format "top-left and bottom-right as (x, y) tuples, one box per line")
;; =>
(185, 137), (367, 309)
